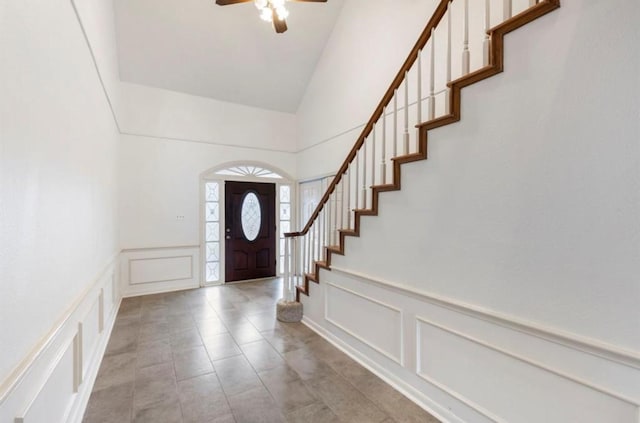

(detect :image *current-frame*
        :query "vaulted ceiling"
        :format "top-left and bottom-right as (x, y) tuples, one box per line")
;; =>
(113, 0), (345, 113)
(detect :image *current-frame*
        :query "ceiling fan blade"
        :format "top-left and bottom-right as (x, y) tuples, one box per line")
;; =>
(273, 14), (288, 33)
(215, 0), (252, 5)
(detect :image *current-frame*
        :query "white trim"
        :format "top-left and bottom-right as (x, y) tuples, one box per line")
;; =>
(15, 336), (74, 422)
(121, 245), (199, 253)
(415, 316), (640, 407)
(296, 89), (449, 154)
(201, 160), (295, 182)
(414, 321), (504, 423)
(0, 252), (119, 405)
(301, 316), (464, 423)
(329, 265), (640, 369)
(324, 282), (403, 365)
(5, 258), (121, 423)
(120, 131), (297, 153)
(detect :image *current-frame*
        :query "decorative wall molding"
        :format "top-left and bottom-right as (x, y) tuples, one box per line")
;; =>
(329, 266), (640, 370)
(0, 252), (119, 405)
(121, 245), (200, 253)
(301, 267), (640, 423)
(129, 255), (193, 285)
(0, 253), (121, 423)
(325, 282), (403, 364)
(415, 316), (640, 408)
(120, 246), (200, 297)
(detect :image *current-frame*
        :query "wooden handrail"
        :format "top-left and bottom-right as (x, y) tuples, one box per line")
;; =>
(285, 0), (452, 239)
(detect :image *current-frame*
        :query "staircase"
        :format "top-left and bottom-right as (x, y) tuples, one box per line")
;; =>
(282, 0), (561, 303)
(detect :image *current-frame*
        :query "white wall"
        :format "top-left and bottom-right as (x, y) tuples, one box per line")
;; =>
(119, 134), (296, 250)
(119, 82), (298, 153)
(0, 0), (120, 418)
(296, 0), (440, 179)
(301, 0), (640, 421)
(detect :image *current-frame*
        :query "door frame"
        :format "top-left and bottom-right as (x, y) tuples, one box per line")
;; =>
(199, 161), (295, 286)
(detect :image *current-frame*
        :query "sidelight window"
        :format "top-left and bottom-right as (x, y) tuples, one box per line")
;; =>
(204, 182), (220, 283)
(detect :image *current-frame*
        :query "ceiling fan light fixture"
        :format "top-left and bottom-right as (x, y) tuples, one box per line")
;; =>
(275, 6), (289, 20)
(218, 0), (327, 34)
(259, 7), (273, 21)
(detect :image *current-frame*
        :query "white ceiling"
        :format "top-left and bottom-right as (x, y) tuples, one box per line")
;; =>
(113, 0), (345, 113)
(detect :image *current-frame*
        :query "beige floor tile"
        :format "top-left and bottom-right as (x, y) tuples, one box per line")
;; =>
(305, 373), (388, 423)
(84, 279), (440, 423)
(83, 382), (133, 423)
(93, 351), (137, 391)
(285, 402), (341, 423)
(133, 362), (178, 410)
(226, 386), (286, 423)
(173, 345), (215, 381)
(132, 398), (182, 423)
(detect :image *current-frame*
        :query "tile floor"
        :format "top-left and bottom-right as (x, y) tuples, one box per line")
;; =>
(83, 278), (440, 423)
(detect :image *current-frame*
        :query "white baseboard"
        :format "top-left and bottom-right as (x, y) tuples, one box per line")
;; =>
(301, 315), (462, 423)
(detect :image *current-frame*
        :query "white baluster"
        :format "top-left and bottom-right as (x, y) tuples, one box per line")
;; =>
(393, 90), (398, 158)
(445, 1), (452, 114)
(327, 194), (333, 247)
(283, 236), (290, 300)
(292, 236), (297, 285)
(416, 50), (423, 151)
(306, 207), (312, 271)
(403, 72), (410, 154)
(346, 167), (351, 228)
(354, 152), (360, 210)
(504, 0), (512, 20)
(381, 107), (387, 184)
(484, 0), (491, 66)
(339, 177), (344, 232)
(417, 49), (422, 125)
(362, 137), (367, 208)
(462, 0), (470, 75)
(303, 230), (308, 274)
(313, 221), (318, 262)
(429, 29), (436, 121)
(320, 207), (325, 261)
(371, 125), (376, 187)
(332, 189), (338, 245)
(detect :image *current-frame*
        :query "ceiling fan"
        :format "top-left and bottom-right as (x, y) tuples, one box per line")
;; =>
(215, 0), (327, 34)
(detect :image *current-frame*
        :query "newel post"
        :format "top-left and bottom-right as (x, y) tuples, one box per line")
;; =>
(277, 235), (302, 322)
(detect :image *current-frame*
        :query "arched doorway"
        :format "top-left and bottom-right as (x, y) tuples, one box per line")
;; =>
(200, 162), (295, 286)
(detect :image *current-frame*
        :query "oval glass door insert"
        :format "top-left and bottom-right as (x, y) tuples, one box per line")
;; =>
(241, 192), (261, 241)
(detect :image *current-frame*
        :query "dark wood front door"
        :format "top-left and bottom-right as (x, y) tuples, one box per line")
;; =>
(225, 181), (276, 282)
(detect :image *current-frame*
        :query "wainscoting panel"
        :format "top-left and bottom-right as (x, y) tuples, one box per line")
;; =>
(0, 254), (121, 423)
(300, 267), (640, 423)
(416, 318), (638, 423)
(325, 282), (403, 364)
(120, 246), (200, 297)
(15, 343), (75, 423)
(81, 300), (100, 377)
